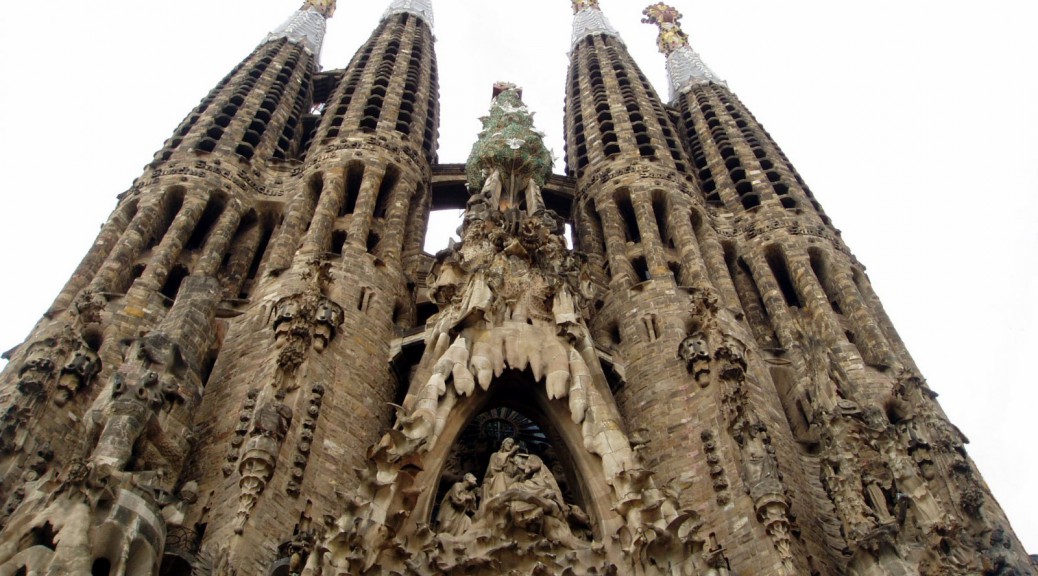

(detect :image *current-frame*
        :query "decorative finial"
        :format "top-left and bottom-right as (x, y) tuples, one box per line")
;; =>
(303, 0), (336, 17)
(571, 0), (601, 15)
(642, 2), (725, 100)
(641, 3), (688, 56)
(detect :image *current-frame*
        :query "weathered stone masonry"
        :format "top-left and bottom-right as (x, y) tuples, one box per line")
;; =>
(0, 1), (1032, 575)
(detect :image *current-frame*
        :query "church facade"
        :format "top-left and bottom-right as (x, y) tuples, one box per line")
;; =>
(0, 1), (1032, 574)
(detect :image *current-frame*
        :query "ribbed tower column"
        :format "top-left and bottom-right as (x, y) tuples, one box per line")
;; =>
(565, 4), (807, 574)
(0, 5), (337, 531)
(182, 2), (440, 573)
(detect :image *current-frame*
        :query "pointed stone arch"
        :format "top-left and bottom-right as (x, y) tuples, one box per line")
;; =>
(407, 365), (619, 540)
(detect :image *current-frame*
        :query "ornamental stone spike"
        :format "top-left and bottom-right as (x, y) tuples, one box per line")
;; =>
(384, 0), (435, 28)
(571, 0), (620, 47)
(642, 2), (725, 101)
(267, 0), (337, 58)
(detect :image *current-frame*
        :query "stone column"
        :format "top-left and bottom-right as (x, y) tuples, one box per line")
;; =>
(377, 177), (415, 261)
(668, 204), (709, 287)
(301, 172), (345, 256)
(267, 180), (320, 273)
(51, 199), (137, 312)
(89, 192), (167, 295)
(139, 192), (212, 291)
(348, 165), (388, 250)
(594, 195), (636, 287)
(631, 189), (669, 278)
(827, 261), (896, 367)
(196, 202), (245, 277)
(692, 219), (741, 311)
(743, 251), (798, 350)
(222, 223), (263, 299)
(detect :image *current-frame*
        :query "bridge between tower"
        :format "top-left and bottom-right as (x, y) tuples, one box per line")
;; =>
(430, 164), (576, 220)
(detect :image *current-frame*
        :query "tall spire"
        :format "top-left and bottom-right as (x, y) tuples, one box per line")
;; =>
(642, 2), (724, 100)
(266, 1), (336, 57)
(383, 0), (435, 28)
(571, 0), (620, 47)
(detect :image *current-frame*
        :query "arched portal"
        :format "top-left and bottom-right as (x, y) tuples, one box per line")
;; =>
(409, 369), (617, 541)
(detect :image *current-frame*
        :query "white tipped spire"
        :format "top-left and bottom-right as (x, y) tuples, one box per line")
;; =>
(571, 0), (620, 47)
(642, 3), (725, 100)
(383, 0), (435, 28)
(665, 45), (725, 99)
(267, 1), (336, 58)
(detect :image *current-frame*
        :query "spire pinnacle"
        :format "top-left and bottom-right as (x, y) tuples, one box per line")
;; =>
(642, 2), (725, 99)
(571, 0), (600, 13)
(383, 0), (435, 28)
(571, 0), (619, 47)
(304, 0), (336, 17)
(267, 1), (335, 57)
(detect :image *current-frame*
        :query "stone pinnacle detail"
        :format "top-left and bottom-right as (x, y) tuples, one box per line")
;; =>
(571, 0), (620, 47)
(267, 1), (336, 56)
(384, 0), (435, 28)
(642, 2), (725, 100)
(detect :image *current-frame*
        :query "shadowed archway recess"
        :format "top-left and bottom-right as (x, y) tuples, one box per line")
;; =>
(431, 403), (582, 524)
(409, 369), (614, 540)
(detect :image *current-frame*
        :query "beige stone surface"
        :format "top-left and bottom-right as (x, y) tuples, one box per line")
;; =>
(0, 3), (1032, 576)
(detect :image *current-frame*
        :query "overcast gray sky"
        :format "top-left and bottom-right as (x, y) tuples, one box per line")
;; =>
(0, 0), (1034, 552)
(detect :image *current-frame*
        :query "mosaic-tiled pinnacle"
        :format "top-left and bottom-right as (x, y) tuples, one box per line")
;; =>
(642, 2), (725, 100)
(571, 0), (620, 47)
(466, 83), (553, 193)
(384, 0), (434, 28)
(266, 1), (336, 57)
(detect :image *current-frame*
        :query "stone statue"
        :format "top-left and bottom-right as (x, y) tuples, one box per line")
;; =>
(436, 473), (478, 536)
(482, 437), (521, 502)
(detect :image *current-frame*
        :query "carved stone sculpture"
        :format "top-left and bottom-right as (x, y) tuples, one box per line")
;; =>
(436, 473), (478, 536)
(85, 332), (187, 475)
(54, 343), (101, 407)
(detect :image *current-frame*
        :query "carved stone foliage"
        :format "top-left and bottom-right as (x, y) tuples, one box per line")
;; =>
(271, 260), (344, 386)
(1, 325), (102, 456)
(279, 503), (319, 575)
(13, 338), (58, 397)
(273, 293), (343, 370)
(884, 371), (1035, 573)
(287, 384), (325, 497)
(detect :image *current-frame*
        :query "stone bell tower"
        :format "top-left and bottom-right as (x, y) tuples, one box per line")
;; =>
(0, 0), (1033, 575)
